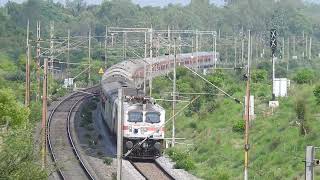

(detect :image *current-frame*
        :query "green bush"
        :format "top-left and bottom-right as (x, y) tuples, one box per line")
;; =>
(232, 120), (245, 133)
(313, 85), (320, 105)
(251, 69), (268, 83)
(293, 69), (314, 84)
(174, 158), (196, 171)
(295, 98), (310, 136)
(167, 148), (195, 171)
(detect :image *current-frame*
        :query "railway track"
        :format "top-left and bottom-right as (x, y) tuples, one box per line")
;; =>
(47, 87), (99, 180)
(130, 160), (175, 180)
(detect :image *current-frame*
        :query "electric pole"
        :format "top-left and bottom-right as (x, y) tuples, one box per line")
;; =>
(234, 36), (237, 68)
(117, 88), (123, 180)
(282, 37), (285, 61)
(214, 34), (217, 69)
(196, 29), (199, 70)
(88, 29), (91, 86)
(41, 58), (48, 169)
(123, 32), (127, 61)
(168, 26), (171, 56)
(244, 30), (251, 180)
(105, 26), (108, 69)
(287, 37), (290, 72)
(149, 28), (153, 97)
(305, 146), (315, 180)
(305, 35), (308, 59)
(50, 21), (54, 78)
(270, 29), (277, 99)
(25, 20), (30, 107)
(67, 29), (70, 81)
(172, 37), (177, 147)
(212, 32), (215, 68)
(293, 36), (296, 56)
(309, 37), (312, 60)
(144, 31), (147, 95)
(36, 21), (41, 102)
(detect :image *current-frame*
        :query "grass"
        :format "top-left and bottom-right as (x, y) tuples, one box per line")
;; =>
(155, 60), (320, 179)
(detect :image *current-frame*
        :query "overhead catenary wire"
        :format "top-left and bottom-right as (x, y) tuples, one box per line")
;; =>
(183, 65), (242, 105)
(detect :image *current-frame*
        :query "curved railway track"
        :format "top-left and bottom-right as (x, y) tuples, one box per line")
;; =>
(130, 160), (175, 180)
(47, 87), (98, 180)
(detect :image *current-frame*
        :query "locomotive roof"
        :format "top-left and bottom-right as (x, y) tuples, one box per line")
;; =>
(102, 51), (215, 80)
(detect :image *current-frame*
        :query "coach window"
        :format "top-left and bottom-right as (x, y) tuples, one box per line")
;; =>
(128, 111), (143, 122)
(146, 112), (160, 123)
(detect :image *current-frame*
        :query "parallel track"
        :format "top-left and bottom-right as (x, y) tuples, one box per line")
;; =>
(47, 87), (98, 180)
(130, 160), (175, 180)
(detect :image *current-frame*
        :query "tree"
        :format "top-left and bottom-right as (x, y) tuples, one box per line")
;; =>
(293, 69), (314, 84)
(0, 88), (29, 127)
(0, 129), (47, 179)
(251, 69), (267, 83)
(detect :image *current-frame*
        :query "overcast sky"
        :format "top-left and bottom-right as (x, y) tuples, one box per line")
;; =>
(0, 0), (319, 7)
(0, 0), (226, 7)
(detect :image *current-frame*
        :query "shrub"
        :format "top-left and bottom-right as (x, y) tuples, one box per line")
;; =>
(293, 69), (314, 84)
(232, 120), (245, 133)
(166, 148), (196, 171)
(174, 158), (195, 171)
(189, 121), (197, 129)
(295, 98), (310, 136)
(313, 85), (320, 105)
(251, 69), (268, 83)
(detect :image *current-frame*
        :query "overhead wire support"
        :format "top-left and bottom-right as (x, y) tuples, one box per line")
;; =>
(36, 21), (41, 102)
(67, 29), (70, 81)
(117, 88), (123, 180)
(105, 26), (108, 69)
(41, 58), (48, 169)
(144, 31), (147, 95)
(244, 29), (251, 180)
(50, 21), (54, 78)
(88, 28), (91, 86)
(25, 19), (30, 108)
(172, 37), (177, 147)
(149, 27), (153, 97)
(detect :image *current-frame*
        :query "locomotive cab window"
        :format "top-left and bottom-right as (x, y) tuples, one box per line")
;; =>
(146, 112), (160, 123)
(128, 111), (143, 122)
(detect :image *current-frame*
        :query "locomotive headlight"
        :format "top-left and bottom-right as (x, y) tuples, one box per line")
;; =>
(126, 141), (133, 149)
(154, 142), (161, 150)
(129, 126), (132, 132)
(142, 142), (148, 149)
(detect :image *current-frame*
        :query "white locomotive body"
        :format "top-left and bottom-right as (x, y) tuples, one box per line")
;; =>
(101, 80), (165, 158)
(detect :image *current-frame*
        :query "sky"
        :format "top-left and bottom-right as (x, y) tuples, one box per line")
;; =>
(0, 0), (319, 7)
(0, 0), (225, 7)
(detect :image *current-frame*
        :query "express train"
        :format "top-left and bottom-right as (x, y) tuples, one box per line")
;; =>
(100, 52), (217, 159)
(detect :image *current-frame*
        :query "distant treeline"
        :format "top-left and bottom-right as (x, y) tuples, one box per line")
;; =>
(0, 0), (319, 58)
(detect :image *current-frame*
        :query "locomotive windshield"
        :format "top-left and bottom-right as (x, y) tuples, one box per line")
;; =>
(128, 112), (143, 122)
(146, 112), (160, 123)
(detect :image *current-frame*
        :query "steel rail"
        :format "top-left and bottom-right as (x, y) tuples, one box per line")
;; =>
(130, 160), (175, 180)
(47, 87), (98, 180)
(67, 94), (95, 180)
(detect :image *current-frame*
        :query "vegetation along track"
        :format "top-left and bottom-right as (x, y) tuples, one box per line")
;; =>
(130, 160), (175, 180)
(47, 86), (99, 180)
